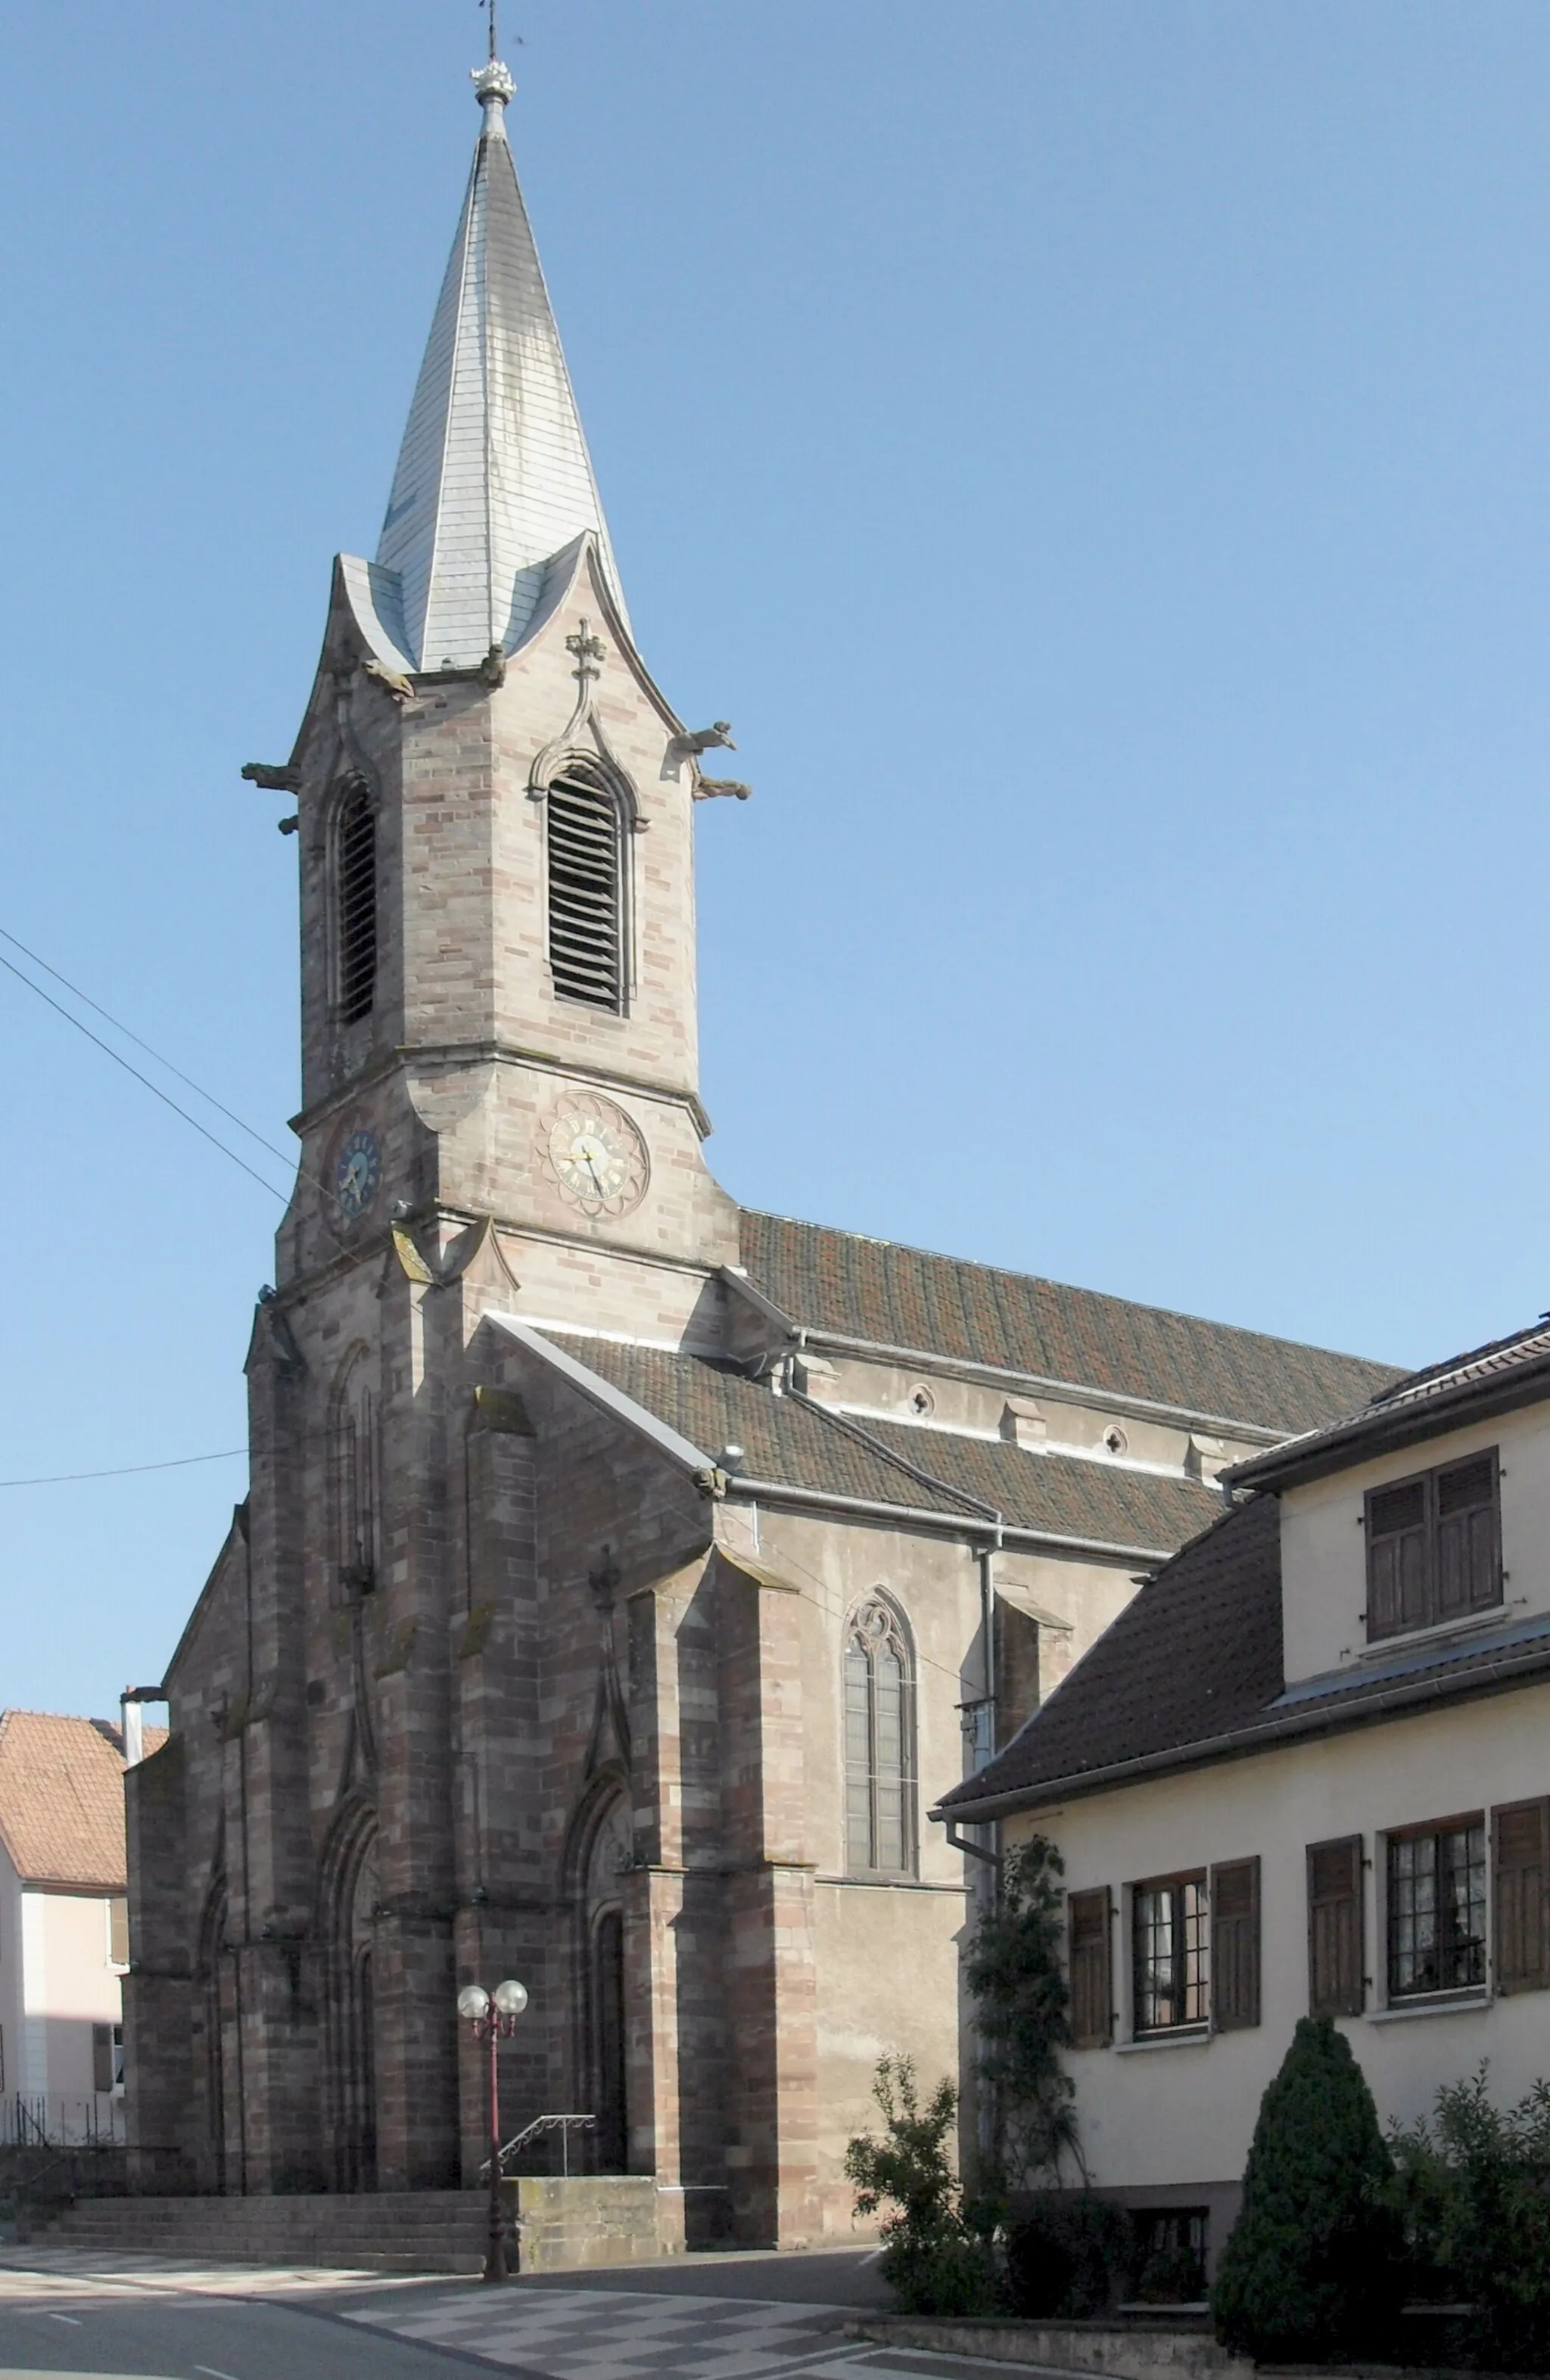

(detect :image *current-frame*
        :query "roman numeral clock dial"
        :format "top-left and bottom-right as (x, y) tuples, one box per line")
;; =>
(543, 1094), (649, 1220)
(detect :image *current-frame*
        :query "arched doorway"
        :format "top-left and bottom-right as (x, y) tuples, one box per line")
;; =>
(198, 1880), (233, 2193)
(320, 1807), (378, 2192)
(578, 1791), (630, 2172)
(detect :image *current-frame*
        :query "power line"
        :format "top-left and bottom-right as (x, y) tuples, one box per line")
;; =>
(0, 924), (301, 1176)
(0, 1449), (247, 1489)
(0, 947), (289, 1202)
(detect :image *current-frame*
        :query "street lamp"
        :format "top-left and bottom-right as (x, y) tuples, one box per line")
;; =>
(457, 1976), (530, 2283)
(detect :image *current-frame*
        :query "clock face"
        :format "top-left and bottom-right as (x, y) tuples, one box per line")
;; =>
(544, 1095), (649, 1219)
(333, 1128), (381, 1221)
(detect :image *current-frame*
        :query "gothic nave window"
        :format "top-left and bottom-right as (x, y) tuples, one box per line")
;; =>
(546, 762), (625, 1012)
(844, 1596), (917, 1876)
(335, 779), (378, 1023)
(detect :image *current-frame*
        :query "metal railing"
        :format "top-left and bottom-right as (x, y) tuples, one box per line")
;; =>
(479, 2111), (596, 2180)
(0, 2095), (126, 2148)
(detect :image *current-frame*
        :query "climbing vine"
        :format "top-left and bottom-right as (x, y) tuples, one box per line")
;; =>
(965, 1834), (1080, 2191)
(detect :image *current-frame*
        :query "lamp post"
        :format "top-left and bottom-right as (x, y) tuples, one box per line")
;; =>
(457, 1977), (529, 2283)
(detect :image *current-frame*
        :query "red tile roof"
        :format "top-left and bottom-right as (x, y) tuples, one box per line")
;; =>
(0, 1711), (163, 1891)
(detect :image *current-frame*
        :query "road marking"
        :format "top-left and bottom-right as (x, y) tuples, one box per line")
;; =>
(46, 2313), (82, 2325)
(194, 2367), (242, 2378)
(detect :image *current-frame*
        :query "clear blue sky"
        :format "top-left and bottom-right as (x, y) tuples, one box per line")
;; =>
(2, 2), (1548, 1718)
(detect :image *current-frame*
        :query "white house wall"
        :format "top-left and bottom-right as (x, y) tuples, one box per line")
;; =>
(1281, 1403), (1550, 1684)
(1009, 1680), (1550, 2202)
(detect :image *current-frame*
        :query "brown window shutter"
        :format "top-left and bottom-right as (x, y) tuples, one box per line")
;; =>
(1068, 1886), (1113, 2049)
(109, 1897), (129, 1966)
(1436, 1455), (1499, 1619)
(1367, 1479), (1428, 1638)
(1308, 1835), (1365, 2015)
(1493, 1798), (1550, 1994)
(1211, 1857), (1261, 2030)
(92, 2023), (113, 2095)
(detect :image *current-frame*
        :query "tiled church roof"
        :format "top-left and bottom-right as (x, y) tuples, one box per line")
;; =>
(0, 1711), (161, 1891)
(562, 1339), (1223, 1554)
(739, 1212), (1400, 1435)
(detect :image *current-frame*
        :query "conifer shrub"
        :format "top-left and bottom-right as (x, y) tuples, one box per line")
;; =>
(1212, 2014), (1404, 2362)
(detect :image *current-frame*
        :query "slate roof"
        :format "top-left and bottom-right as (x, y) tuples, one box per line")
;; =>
(557, 1339), (1222, 1554)
(739, 1213), (1400, 1436)
(938, 1495), (1550, 1819)
(372, 58), (624, 669)
(0, 1711), (161, 1891)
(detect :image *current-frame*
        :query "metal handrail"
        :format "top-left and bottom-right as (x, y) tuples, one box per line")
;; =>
(478, 2111), (595, 2180)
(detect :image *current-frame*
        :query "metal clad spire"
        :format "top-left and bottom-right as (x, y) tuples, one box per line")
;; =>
(375, 56), (626, 669)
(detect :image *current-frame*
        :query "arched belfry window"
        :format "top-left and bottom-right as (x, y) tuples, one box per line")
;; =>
(844, 1596), (917, 1876)
(546, 761), (626, 1013)
(335, 779), (377, 1024)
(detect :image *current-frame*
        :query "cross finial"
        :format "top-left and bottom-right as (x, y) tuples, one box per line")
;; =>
(566, 618), (606, 685)
(472, 3), (515, 110)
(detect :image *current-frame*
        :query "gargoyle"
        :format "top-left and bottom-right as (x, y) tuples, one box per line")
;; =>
(664, 721), (735, 777)
(362, 658), (416, 703)
(694, 776), (752, 801)
(241, 762), (300, 793)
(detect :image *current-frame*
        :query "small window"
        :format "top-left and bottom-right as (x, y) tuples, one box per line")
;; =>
(1132, 1873), (1209, 2033)
(335, 779), (378, 1024)
(1133, 2208), (1209, 2303)
(547, 763), (625, 1012)
(1366, 1450), (1499, 1641)
(108, 1897), (129, 1967)
(92, 2021), (124, 2095)
(1387, 1818), (1486, 2000)
(844, 1597), (917, 1875)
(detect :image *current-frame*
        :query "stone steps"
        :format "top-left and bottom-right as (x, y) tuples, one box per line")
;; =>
(43, 2190), (495, 2273)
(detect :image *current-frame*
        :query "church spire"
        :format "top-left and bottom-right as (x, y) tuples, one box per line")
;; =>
(373, 53), (627, 671)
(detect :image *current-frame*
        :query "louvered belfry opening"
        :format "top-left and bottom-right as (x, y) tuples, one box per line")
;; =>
(336, 781), (378, 1024)
(547, 763), (624, 1011)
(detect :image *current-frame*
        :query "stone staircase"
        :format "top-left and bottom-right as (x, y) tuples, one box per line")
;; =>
(39, 2189), (493, 2273)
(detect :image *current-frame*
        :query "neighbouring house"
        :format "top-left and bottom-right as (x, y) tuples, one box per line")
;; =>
(0, 1711), (155, 2142)
(937, 1312), (1550, 2270)
(123, 45), (1399, 2241)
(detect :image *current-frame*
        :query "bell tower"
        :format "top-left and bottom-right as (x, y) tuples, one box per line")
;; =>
(253, 53), (742, 1330)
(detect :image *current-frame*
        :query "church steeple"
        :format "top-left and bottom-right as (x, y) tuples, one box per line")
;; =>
(372, 54), (627, 671)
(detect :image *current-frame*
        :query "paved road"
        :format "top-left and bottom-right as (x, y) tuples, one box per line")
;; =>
(0, 2248), (1018, 2380)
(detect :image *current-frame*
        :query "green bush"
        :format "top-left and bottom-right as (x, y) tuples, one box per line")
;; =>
(844, 2055), (998, 2316)
(1004, 2191), (1135, 2316)
(1212, 2014), (1404, 2362)
(1390, 2065), (1550, 2371)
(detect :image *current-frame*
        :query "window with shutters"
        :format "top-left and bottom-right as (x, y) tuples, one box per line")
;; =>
(1493, 1798), (1550, 1994)
(1308, 1835), (1365, 2016)
(1132, 1872), (1209, 2033)
(546, 761), (627, 1012)
(334, 778), (378, 1025)
(1068, 1887), (1113, 2048)
(1365, 1451), (1500, 1641)
(1211, 1857), (1261, 2030)
(843, 1598), (916, 1875)
(1387, 1817), (1486, 2001)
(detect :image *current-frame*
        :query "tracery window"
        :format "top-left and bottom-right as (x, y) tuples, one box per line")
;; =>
(844, 1596), (916, 1875)
(335, 779), (378, 1024)
(546, 761), (625, 1012)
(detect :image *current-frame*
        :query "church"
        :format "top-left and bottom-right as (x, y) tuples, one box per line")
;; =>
(123, 51), (1396, 2248)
